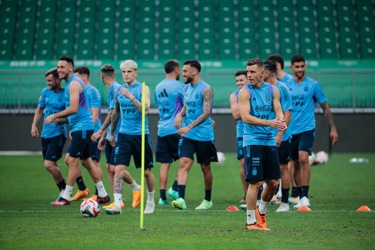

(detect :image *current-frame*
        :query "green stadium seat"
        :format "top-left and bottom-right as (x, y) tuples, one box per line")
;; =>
(336, 0), (359, 58)
(356, 0), (375, 58)
(176, 1), (196, 59)
(35, 0), (57, 60)
(76, 0), (96, 59)
(158, 0), (176, 59)
(117, 0), (135, 59)
(198, 0), (216, 59)
(237, 0), (256, 59)
(258, 0), (276, 59)
(15, 0), (37, 60)
(0, 0), (18, 59)
(316, 0), (337, 59)
(296, 0), (317, 59)
(137, 0), (156, 59)
(276, 1), (297, 60)
(97, 0), (116, 59)
(218, 0), (236, 59)
(56, 0), (77, 57)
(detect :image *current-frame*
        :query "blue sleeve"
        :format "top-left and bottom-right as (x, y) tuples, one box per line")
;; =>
(314, 82), (327, 104)
(38, 88), (47, 108)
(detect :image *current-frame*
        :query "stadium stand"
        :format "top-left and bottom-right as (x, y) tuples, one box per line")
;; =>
(0, 0), (374, 109)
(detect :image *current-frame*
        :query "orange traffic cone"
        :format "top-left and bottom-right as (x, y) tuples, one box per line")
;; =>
(226, 205), (239, 211)
(357, 205), (371, 212)
(297, 205), (312, 212)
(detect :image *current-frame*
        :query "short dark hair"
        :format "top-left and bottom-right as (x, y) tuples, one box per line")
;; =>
(100, 64), (115, 77)
(246, 58), (264, 68)
(264, 60), (277, 74)
(184, 59), (201, 72)
(266, 54), (285, 69)
(235, 70), (247, 77)
(164, 59), (180, 74)
(73, 66), (90, 77)
(291, 55), (305, 65)
(58, 56), (74, 68)
(45, 67), (59, 78)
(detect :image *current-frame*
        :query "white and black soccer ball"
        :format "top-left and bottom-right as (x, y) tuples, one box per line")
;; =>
(315, 151), (329, 164)
(80, 199), (100, 218)
(216, 151), (226, 164)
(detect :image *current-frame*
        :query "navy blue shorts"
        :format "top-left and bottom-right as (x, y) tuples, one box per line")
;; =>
(114, 133), (154, 169)
(155, 134), (180, 163)
(41, 134), (66, 161)
(104, 139), (115, 165)
(236, 137), (244, 160)
(291, 129), (315, 160)
(90, 139), (101, 162)
(178, 137), (218, 164)
(244, 145), (280, 182)
(67, 130), (94, 159)
(278, 139), (291, 164)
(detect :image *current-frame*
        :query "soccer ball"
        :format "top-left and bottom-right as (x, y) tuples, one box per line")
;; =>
(217, 151), (226, 164)
(315, 151), (328, 164)
(80, 199), (100, 218)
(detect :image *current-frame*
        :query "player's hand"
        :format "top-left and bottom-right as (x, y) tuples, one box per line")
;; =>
(275, 133), (282, 147)
(330, 129), (338, 146)
(120, 88), (131, 99)
(54, 117), (66, 125)
(109, 135), (116, 147)
(177, 127), (190, 137)
(31, 125), (39, 138)
(44, 114), (55, 125)
(98, 136), (105, 150)
(91, 131), (101, 142)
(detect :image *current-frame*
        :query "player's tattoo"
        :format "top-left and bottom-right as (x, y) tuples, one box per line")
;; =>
(131, 98), (149, 113)
(100, 109), (113, 131)
(321, 102), (336, 129)
(111, 101), (120, 136)
(188, 87), (212, 129)
(114, 174), (124, 194)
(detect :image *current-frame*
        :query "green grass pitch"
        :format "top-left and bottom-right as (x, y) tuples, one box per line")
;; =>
(0, 153), (374, 249)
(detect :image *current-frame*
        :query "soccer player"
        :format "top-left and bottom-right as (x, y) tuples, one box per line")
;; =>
(91, 64), (140, 210)
(45, 56), (110, 206)
(287, 55), (338, 208)
(229, 70), (248, 203)
(267, 54), (299, 203)
(71, 66), (103, 201)
(263, 60), (292, 212)
(171, 59), (218, 211)
(31, 68), (67, 203)
(105, 60), (155, 215)
(154, 59), (184, 206)
(238, 58), (287, 230)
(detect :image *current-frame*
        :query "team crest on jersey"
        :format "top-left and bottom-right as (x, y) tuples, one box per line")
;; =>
(304, 84), (309, 92)
(265, 93), (271, 102)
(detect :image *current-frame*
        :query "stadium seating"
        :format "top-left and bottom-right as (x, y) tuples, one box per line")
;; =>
(1, 0), (374, 61)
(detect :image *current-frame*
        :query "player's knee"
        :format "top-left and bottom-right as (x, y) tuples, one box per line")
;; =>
(44, 161), (55, 171)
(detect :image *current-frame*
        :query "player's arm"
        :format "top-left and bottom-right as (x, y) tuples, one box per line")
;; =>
(92, 109), (114, 141)
(110, 99), (120, 138)
(45, 81), (81, 124)
(320, 102), (338, 145)
(174, 101), (186, 129)
(230, 93), (241, 120)
(31, 106), (43, 138)
(120, 86), (150, 114)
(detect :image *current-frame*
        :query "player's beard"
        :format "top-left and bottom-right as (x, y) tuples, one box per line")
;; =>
(184, 76), (193, 84)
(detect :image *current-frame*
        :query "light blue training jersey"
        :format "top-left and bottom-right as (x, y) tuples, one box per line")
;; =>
(232, 88), (244, 138)
(154, 78), (184, 137)
(106, 81), (121, 140)
(86, 84), (102, 132)
(286, 76), (327, 135)
(184, 80), (214, 141)
(269, 81), (292, 141)
(281, 72), (294, 84)
(38, 87), (67, 138)
(65, 75), (94, 132)
(115, 81), (149, 135)
(242, 82), (276, 147)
